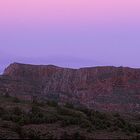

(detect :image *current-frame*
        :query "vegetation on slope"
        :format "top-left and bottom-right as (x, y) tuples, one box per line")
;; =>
(0, 95), (139, 139)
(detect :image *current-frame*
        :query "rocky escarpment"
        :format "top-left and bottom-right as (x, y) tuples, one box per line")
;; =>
(0, 62), (140, 113)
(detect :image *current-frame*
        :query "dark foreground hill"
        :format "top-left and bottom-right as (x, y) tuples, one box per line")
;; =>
(0, 62), (140, 113)
(0, 95), (139, 139)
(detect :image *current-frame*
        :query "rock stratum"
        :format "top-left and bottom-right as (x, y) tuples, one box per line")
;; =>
(0, 62), (140, 113)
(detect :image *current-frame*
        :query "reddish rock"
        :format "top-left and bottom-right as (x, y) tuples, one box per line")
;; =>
(0, 62), (140, 113)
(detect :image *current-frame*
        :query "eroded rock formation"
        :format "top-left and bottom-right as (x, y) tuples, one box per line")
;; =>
(0, 62), (140, 112)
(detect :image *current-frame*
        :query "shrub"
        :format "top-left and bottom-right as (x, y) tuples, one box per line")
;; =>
(113, 119), (125, 129)
(0, 107), (5, 117)
(57, 107), (86, 119)
(60, 115), (80, 127)
(27, 129), (40, 139)
(113, 113), (121, 118)
(64, 102), (74, 109)
(75, 106), (91, 116)
(12, 97), (20, 103)
(72, 132), (86, 140)
(10, 115), (22, 123)
(61, 131), (70, 139)
(94, 111), (107, 120)
(80, 119), (92, 128)
(47, 100), (58, 107)
(12, 107), (23, 116)
(135, 124), (140, 133)
(1, 111), (12, 121)
(44, 114), (58, 124)
(4, 92), (10, 98)
(125, 123), (137, 133)
(28, 105), (43, 124)
(16, 114), (30, 125)
(30, 105), (41, 114)
(91, 117), (108, 130)
(32, 96), (38, 104)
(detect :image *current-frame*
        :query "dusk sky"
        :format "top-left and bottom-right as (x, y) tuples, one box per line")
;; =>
(0, 0), (140, 73)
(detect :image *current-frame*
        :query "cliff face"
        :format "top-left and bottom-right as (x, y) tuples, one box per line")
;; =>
(4, 63), (62, 81)
(1, 62), (140, 112)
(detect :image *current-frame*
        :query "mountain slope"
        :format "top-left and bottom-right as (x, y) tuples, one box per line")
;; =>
(0, 95), (139, 139)
(0, 62), (140, 113)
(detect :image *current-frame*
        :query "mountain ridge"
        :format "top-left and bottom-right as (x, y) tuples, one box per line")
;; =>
(4, 62), (140, 71)
(0, 62), (140, 113)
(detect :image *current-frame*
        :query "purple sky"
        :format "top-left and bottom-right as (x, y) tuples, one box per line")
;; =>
(0, 0), (140, 73)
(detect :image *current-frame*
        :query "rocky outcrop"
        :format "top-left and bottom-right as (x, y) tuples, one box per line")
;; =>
(0, 62), (140, 112)
(4, 63), (62, 81)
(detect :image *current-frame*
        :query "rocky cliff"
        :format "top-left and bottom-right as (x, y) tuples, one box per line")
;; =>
(0, 62), (140, 113)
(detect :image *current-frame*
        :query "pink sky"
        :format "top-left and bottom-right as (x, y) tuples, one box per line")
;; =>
(0, 0), (140, 27)
(0, 0), (140, 72)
